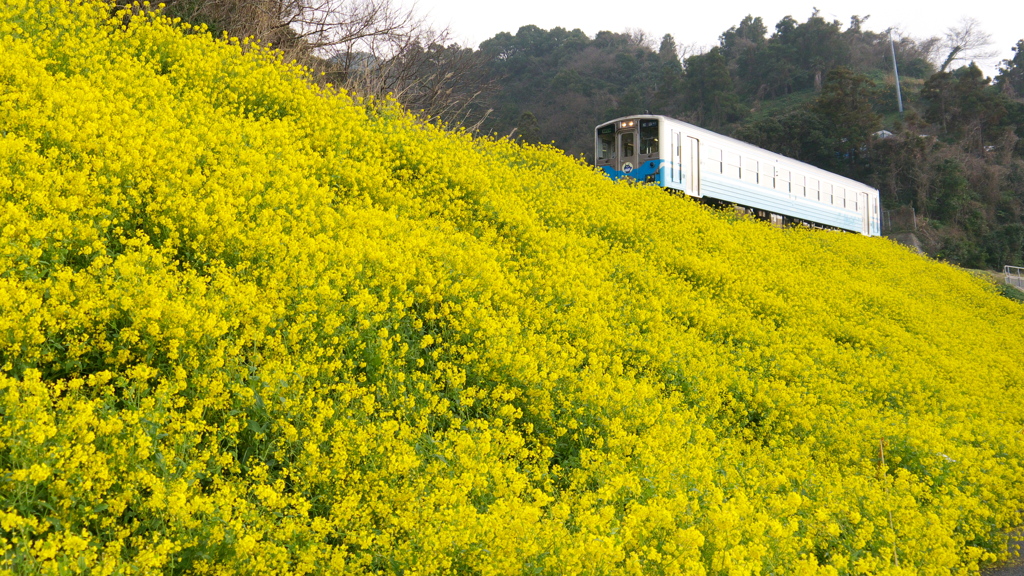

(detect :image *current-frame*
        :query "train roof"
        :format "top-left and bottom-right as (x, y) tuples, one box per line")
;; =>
(598, 114), (879, 194)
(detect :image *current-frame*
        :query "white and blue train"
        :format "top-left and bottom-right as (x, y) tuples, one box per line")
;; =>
(595, 115), (881, 236)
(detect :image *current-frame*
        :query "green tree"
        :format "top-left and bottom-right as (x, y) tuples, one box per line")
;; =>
(654, 34), (685, 115)
(813, 67), (881, 170)
(869, 128), (934, 210)
(995, 40), (1024, 98)
(720, 15), (767, 61)
(733, 68), (880, 177)
(516, 111), (542, 144)
(734, 108), (833, 168)
(930, 158), (977, 224)
(983, 224), (1024, 268)
(922, 64), (1008, 150)
(683, 47), (744, 129)
(771, 12), (849, 91)
(720, 16), (772, 99)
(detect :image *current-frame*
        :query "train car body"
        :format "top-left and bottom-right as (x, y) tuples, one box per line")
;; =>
(595, 115), (881, 236)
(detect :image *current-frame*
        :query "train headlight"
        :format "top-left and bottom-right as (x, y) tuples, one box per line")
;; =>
(620, 120), (636, 129)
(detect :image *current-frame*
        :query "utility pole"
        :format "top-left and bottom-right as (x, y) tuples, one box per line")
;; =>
(888, 29), (904, 115)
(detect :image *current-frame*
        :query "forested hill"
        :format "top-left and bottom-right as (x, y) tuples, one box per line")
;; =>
(106, 2), (1024, 269)
(474, 18), (1024, 271)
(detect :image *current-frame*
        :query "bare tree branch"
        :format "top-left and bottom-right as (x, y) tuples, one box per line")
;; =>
(146, 0), (494, 128)
(938, 17), (997, 72)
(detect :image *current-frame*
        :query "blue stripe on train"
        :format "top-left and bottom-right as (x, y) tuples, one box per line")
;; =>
(601, 159), (665, 183)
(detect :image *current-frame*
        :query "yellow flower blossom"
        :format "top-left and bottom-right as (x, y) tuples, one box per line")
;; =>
(0, 1), (1023, 574)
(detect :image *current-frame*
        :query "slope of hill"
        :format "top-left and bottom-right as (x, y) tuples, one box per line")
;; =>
(1, 2), (1023, 574)
(474, 22), (1024, 272)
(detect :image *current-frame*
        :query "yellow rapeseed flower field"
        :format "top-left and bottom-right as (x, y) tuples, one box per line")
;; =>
(1, 1), (1023, 574)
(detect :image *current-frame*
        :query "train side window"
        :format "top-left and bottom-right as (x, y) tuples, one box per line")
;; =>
(598, 132), (616, 161)
(639, 122), (659, 155)
(793, 173), (805, 196)
(743, 157), (759, 184)
(703, 146), (723, 174)
(724, 151), (740, 179)
(808, 178), (820, 201)
(621, 133), (635, 158)
(777, 168), (791, 192)
(761, 162), (775, 189)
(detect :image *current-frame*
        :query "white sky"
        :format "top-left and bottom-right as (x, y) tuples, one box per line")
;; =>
(414, 0), (1021, 77)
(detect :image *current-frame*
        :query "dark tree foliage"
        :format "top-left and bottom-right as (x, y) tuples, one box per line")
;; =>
(473, 12), (930, 152)
(505, 17), (1012, 271)
(720, 15), (767, 65)
(477, 26), (668, 153)
(770, 13), (849, 92)
(891, 35), (937, 79)
(996, 40), (1024, 98)
(477, 26), (692, 149)
(813, 67), (882, 170)
(733, 108), (833, 168)
(653, 35), (685, 115)
(921, 64), (1010, 150)
(682, 48), (745, 130)
(983, 223), (1024, 267)
(732, 68), (879, 179)
(870, 128), (934, 209)
(463, 17), (1023, 269)
(930, 158), (977, 224)
(712, 12), (893, 101)
(515, 111), (542, 144)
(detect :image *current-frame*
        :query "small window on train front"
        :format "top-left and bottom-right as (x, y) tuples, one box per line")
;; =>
(640, 121), (658, 155)
(621, 133), (635, 158)
(598, 132), (616, 161)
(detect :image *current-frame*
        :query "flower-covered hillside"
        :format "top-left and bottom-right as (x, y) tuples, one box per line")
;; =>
(1, 1), (1023, 574)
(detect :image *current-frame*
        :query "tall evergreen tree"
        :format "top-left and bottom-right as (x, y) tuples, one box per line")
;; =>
(814, 67), (881, 170)
(683, 47), (744, 129)
(720, 15), (767, 61)
(654, 34), (685, 115)
(996, 40), (1024, 98)
(922, 64), (1008, 150)
(516, 111), (542, 144)
(772, 12), (848, 91)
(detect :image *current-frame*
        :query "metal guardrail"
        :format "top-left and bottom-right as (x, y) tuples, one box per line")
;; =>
(1006, 265), (1024, 289)
(882, 206), (916, 234)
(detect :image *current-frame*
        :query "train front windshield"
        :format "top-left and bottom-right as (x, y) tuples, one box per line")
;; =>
(639, 121), (658, 154)
(596, 119), (660, 181)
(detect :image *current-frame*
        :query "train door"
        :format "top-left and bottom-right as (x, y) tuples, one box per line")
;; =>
(688, 136), (701, 196)
(619, 130), (638, 176)
(861, 192), (870, 235)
